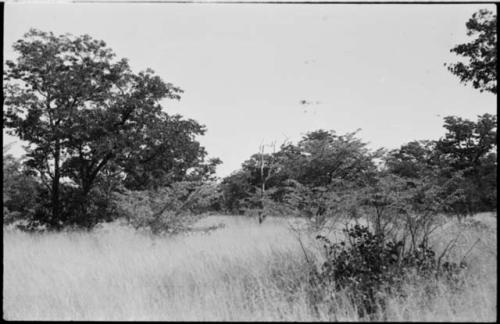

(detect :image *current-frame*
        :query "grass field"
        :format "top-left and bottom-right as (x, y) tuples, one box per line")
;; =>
(3, 213), (497, 321)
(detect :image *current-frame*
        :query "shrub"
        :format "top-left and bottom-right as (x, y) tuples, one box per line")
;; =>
(310, 225), (467, 319)
(115, 181), (221, 235)
(3, 153), (42, 228)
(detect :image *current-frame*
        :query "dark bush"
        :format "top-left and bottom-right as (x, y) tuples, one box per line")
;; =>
(310, 225), (467, 319)
(3, 153), (43, 228)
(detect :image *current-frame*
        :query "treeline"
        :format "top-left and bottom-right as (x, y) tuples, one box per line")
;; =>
(220, 114), (497, 225)
(4, 112), (497, 232)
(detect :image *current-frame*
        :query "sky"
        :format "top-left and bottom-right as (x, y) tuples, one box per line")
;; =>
(3, 3), (497, 178)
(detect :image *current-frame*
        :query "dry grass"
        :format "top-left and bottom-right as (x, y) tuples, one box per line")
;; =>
(382, 213), (497, 322)
(3, 213), (497, 321)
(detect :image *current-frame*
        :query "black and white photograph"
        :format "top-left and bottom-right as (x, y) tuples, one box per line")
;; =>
(2, 1), (497, 321)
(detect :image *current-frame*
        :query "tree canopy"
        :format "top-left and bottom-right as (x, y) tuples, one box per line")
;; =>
(447, 9), (497, 94)
(220, 129), (382, 219)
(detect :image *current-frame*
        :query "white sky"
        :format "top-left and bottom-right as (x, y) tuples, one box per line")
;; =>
(3, 3), (497, 178)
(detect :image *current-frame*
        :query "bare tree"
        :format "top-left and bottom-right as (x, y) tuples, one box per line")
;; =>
(256, 141), (280, 224)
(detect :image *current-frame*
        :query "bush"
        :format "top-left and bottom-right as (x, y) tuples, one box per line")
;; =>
(115, 181), (221, 235)
(310, 225), (467, 319)
(3, 153), (42, 227)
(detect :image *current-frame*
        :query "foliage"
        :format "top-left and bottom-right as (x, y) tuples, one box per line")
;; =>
(219, 170), (254, 213)
(281, 179), (359, 229)
(3, 29), (217, 229)
(385, 114), (497, 219)
(435, 114), (497, 214)
(220, 129), (382, 223)
(285, 130), (381, 188)
(311, 225), (467, 319)
(2, 147), (42, 227)
(115, 181), (221, 234)
(446, 9), (497, 93)
(385, 140), (437, 179)
(360, 173), (443, 238)
(436, 114), (497, 170)
(221, 115), (496, 227)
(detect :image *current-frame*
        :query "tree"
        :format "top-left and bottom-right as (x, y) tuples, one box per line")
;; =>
(386, 114), (497, 217)
(219, 170), (254, 213)
(221, 129), (382, 224)
(446, 9), (497, 93)
(115, 180), (222, 234)
(282, 130), (381, 189)
(359, 172), (447, 240)
(436, 114), (497, 170)
(385, 140), (437, 179)
(3, 147), (42, 226)
(3, 29), (217, 228)
(435, 113), (497, 213)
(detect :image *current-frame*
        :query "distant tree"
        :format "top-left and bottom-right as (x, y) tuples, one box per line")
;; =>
(436, 114), (497, 171)
(387, 114), (497, 218)
(435, 113), (497, 213)
(115, 180), (222, 235)
(3, 29), (216, 229)
(385, 140), (437, 179)
(446, 9), (497, 93)
(238, 130), (379, 192)
(219, 170), (254, 213)
(359, 171), (450, 240)
(284, 130), (381, 188)
(222, 129), (382, 224)
(3, 149), (41, 226)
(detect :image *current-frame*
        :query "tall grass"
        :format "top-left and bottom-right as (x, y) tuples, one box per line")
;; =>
(3, 213), (497, 321)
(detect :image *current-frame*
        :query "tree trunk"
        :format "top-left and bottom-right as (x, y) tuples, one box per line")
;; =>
(52, 138), (61, 227)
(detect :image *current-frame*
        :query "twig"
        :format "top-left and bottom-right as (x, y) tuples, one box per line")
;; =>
(288, 221), (312, 265)
(437, 232), (462, 269)
(460, 238), (481, 265)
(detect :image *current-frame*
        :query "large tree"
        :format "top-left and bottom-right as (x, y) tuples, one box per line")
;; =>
(435, 114), (497, 170)
(385, 140), (438, 179)
(237, 130), (380, 193)
(288, 130), (381, 188)
(435, 114), (497, 213)
(446, 9), (497, 94)
(386, 114), (497, 216)
(3, 29), (217, 228)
